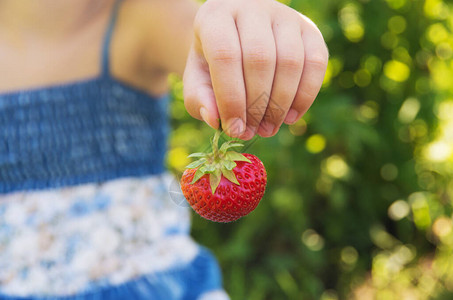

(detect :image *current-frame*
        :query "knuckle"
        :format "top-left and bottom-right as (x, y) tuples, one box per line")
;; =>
(278, 52), (304, 71)
(210, 47), (242, 64)
(298, 83), (320, 101)
(245, 47), (275, 68)
(275, 88), (296, 103)
(218, 92), (245, 111)
(306, 50), (329, 70)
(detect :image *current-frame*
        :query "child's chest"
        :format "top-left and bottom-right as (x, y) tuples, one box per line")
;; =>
(0, 6), (168, 96)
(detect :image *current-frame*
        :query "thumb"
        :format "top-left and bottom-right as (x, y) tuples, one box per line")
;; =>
(183, 46), (220, 130)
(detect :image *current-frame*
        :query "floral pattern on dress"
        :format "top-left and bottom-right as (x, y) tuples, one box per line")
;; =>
(0, 174), (197, 297)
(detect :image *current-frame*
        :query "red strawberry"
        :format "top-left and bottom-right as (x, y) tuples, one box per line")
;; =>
(180, 131), (267, 223)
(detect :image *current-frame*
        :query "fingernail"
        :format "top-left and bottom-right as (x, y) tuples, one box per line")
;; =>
(200, 107), (217, 129)
(200, 107), (208, 123)
(240, 126), (256, 140)
(225, 118), (244, 138)
(258, 121), (275, 137)
(284, 109), (299, 124)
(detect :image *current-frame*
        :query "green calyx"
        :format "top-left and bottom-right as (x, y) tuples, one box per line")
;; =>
(186, 129), (251, 194)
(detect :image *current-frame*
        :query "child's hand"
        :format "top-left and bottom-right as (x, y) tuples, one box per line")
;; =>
(183, 0), (328, 140)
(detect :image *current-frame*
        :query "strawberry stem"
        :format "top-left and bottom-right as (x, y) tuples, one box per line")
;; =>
(211, 128), (222, 156)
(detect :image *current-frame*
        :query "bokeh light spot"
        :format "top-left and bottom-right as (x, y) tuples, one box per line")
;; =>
(385, 0), (407, 10)
(168, 147), (190, 171)
(339, 3), (364, 42)
(289, 118), (307, 136)
(302, 229), (325, 251)
(271, 187), (301, 213)
(320, 290), (339, 300)
(357, 101), (379, 123)
(341, 246), (359, 265)
(426, 23), (449, 44)
(380, 164), (398, 181)
(398, 98), (420, 124)
(388, 200), (410, 221)
(370, 225), (398, 249)
(424, 141), (452, 162)
(381, 32), (399, 49)
(306, 134), (326, 153)
(435, 100), (453, 120)
(383, 60), (411, 82)
(316, 175), (333, 195)
(354, 69), (372, 87)
(409, 192), (432, 230)
(432, 217), (452, 238)
(424, 0), (451, 19)
(323, 57), (344, 86)
(363, 55), (382, 74)
(412, 119), (428, 139)
(388, 15), (407, 34)
(429, 60), (453, 91)
(436, 42), (453, 60)
(392, 47), (412, 65)
(324, 155), (350, 179)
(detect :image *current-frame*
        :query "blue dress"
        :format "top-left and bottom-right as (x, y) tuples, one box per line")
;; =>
(0, 1), (228, 299)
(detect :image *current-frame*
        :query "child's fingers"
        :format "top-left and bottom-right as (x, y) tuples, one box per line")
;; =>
(257, 15), (305, 137)
(195, 12), (246, 138)
(186, 1), (328, 138)
(284, 15), (329, 124)
(236, 10), (276, 140)
(183, 46), (220, 130)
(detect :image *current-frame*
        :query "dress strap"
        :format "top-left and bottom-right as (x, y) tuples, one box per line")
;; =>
(101, 0), (122, 76)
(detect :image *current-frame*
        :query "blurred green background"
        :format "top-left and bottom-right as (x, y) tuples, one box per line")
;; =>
(168, 0), (453, 299)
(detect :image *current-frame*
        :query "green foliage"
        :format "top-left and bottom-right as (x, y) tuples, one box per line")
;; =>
(169, 0), (453, 299)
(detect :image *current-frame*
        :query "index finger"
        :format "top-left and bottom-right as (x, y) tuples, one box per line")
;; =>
(195, 12), (246, 137)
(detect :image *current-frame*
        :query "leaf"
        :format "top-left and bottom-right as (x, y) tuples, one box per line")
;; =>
(225, 151), (251, 163)
(190, 164), (217, 184)
(210, 169), (222, 194)
(185, 158), (206, 169)
(221, 168), (240, 185)
(191, 168), (206, 184)
(204, 164), (216, 173)
(220, 142), (244, 153)
(188, 152), (207, 158)
(227, 143), (245, 149)
(222, 160), (237, 170)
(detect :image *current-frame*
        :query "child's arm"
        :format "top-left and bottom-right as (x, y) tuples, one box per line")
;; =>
(146, 0), (328, 139)
(138, 0), (199, 77)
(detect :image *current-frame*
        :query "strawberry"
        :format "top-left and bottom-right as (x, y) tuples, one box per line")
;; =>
(180, 130), (267, 223)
